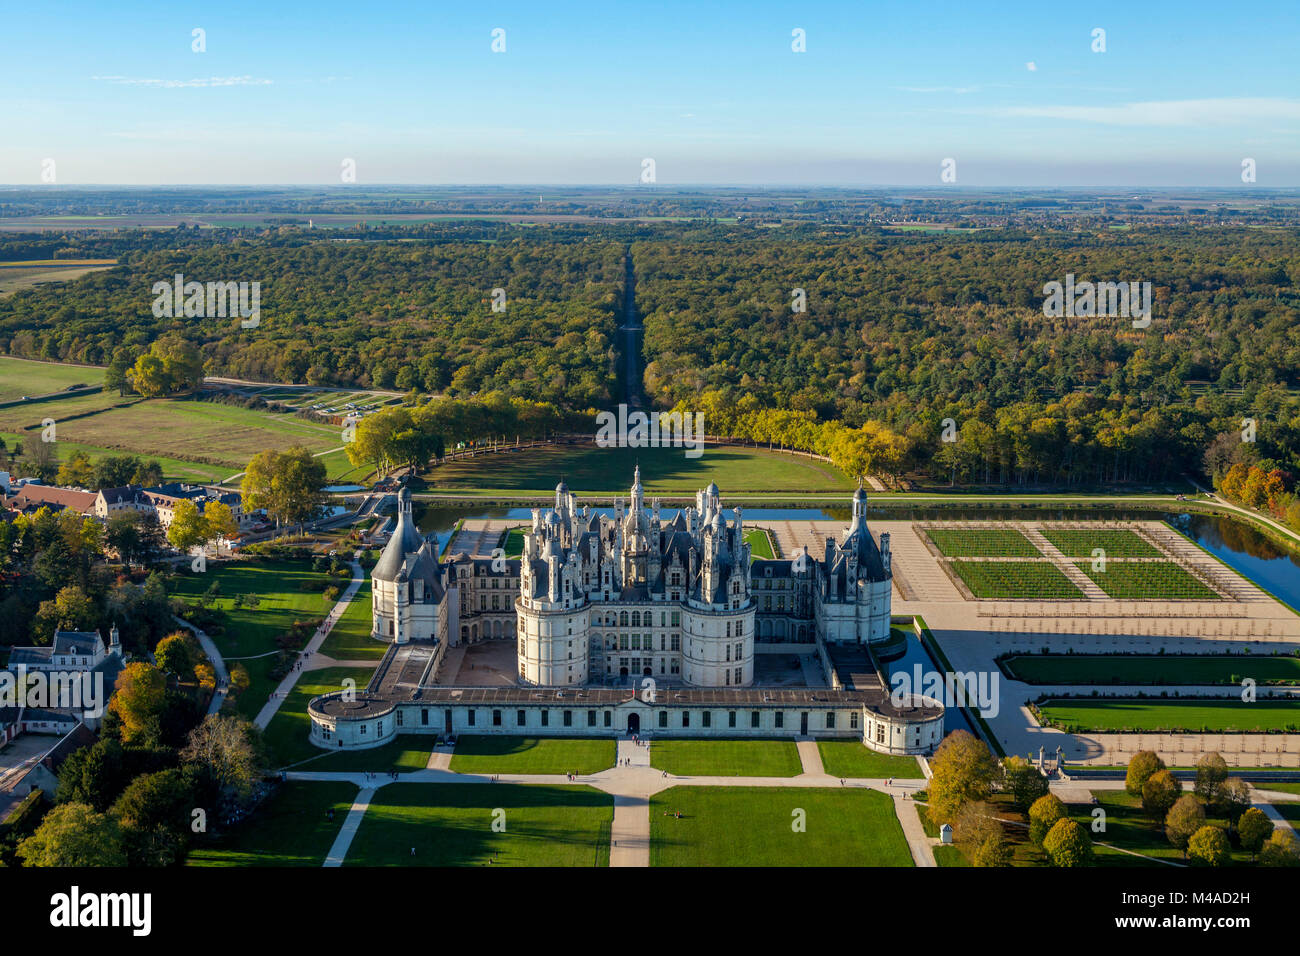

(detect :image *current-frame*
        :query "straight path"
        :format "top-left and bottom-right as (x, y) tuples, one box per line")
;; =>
(323, 787), (375, 867)
(892, 794), (936, 867)
(796, 738), (825, 775)
(254, 550), (366, 730)
(610, 795), (650, 867)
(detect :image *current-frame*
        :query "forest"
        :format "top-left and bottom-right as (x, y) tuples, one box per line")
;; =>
(1, 216), (1298, 507)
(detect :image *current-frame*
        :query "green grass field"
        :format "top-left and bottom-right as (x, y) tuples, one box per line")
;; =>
(448, 735), (616, 775)
(1040, 528), (1162, 558)
(649, 739), (802, 777)
(421, 442), (853, 494)
(0, 358), (354, 479)
(186, 781), (357, 867)
(924, 528), (1042, 557)
(816, 740), (923, 778)
(1003, 654), (1300, 685)
(949, 560), (1083, 599)
(1068, 789), (1252, 866)
(344, 782), (612, 866)
(1076, 561), (1222, 600)
(0, 356), (104, 401)
(1037, 697), (1300, 733)
(317, 580), (388, 660)
(170, 559), (339, 715)
(649, 786), (913, 866)
(501, 525), (527, 558)
(932, 844), (971, 866)
(744, 527), (775, 559)
(262, 666), (378, 766)
(297, 734), (437, 773)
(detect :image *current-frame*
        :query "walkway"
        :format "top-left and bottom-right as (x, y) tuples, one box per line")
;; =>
(322, 787), (375, 867)
(254, 550), (365, 731)
(170, 615), (230, 717)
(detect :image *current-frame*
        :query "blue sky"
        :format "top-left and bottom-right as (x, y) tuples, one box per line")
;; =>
(2, 0), (1297, 185)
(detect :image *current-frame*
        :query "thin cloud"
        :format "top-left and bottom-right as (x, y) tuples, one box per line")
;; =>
(91, 75), (273, 88)
(986, 97), (1300, 127)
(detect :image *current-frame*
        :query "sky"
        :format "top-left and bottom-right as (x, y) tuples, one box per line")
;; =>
(1, 0), (1298, 186)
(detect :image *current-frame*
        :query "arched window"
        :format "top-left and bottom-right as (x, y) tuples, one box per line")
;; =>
(631, 611), (641, 626)
(620, 611), (629, 626)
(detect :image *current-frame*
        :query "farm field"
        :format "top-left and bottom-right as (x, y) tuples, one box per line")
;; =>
(0, 379), (350, 478)
(1002, 653), (1300, 685)
(649, 738), (802, 777)
(344, 782), (613, 867)
(1040, 528), (1162, 558)
(815, 740), (922, 778)
(924, 527), (1042, 557)
(949, 560), (1083, 599)
(261, 666), (378, 766)
(1036, 697), (1300, 733)
(420, 442), (854, 494)
(186, 781), (356, 867)
(169, 559), (339, 717)
(0, 259), (118, 296)
(648, 786), (913, 866)
(1075, 561), (1223, 600)
(448, 735), (616, 775)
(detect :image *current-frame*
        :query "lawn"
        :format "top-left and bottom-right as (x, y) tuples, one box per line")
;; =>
(649, 786), (913, 866)
(924, 528), (1042, 557)
(1076, 561), (1222, 600)
(262, 666), (378, 766)
(1040, 528), (1162, 558)
(170, 559), (338, 717)
(317, 580), (388, 660)
(744, 527), (775, 559)
(1067, 789), (1253, 866)
(297, 734), (437, 773)
(816, 740), (922, 778)
(1003, 654), (1300, 685)
(421, 442), (854, 494)
(344, 782), (612, 866)
(0, 355), (104, 401)
(949, 560), (1083, 599)
(448, 735), (616, 775)
(501, 525), (527, 558)
(933, 845), (970, 867)
(186, 781), (357, 867)
(1037, 697), (1300, 733)
(649, 738), (802, 777)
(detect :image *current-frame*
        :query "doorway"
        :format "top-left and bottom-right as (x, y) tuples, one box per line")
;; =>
(800, 712), (808, 735)
(627, 713), (640, 734)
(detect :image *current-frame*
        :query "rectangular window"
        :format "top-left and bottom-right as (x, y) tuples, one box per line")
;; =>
(492, 709), (501, 726)
(751, 711), (760, 728)
(826, 712), (835, 729)
(396, 710), (403, 726)
(702, 711), (712, 728)
(850, 711), (859, 729)
(517, 709), (526, 726)
(563, 710), (573, 727)
(682, 711), (690, 728)
(588, 710), (597, 727)
(421, 708), (429, 726)
(604, 710), (612, 727)
(541, 710), (549, 727)
(468, 710), (476, 727)
(728, 711), (736, 728)
(659, 711), (668, 728)
(775, 711), (784, 729)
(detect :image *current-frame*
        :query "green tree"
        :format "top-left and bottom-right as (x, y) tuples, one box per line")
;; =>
(181, 714), (264, 800)
(1187, 825), (1230, 867)
(1164, 795), (1206, 858)
(240, 446), (326, 533)
(154, 632), (197, 680)
(56, 450), (94, 488)
(1236, 807), (1274, 860)
(1194, 752), (1228, 807)
(925, 730), (1000, 827)
(1260, 828), (1300, 867)
(108, 662), (170, 744)
(1142, 768), (1182, 819)
(1002, 755), (1049, 810)
(166, 498), (209, 552)
(1028, 793), (1067, 846)
(1126, 750), (1165, 797)
(17, 803), (127, 866)
(1042, 819), (1093, 867)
